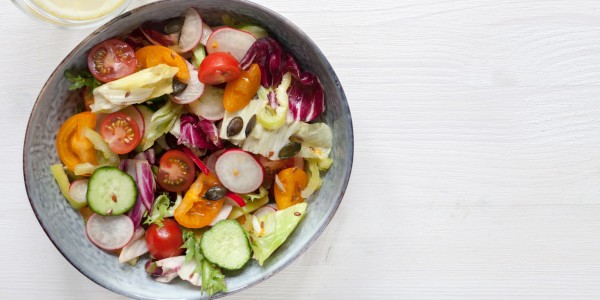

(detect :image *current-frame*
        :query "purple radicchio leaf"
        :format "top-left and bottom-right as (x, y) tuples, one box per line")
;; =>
(240, 37), (326, 121)
(267, 90), (278, 109)
(133, 149), (156, 165)
(135, 159), (156, 211)
(198, 118), (223, 148)
(121, 159), (147, 227)
(178, 114), (220, 150)
(240, 37), (284, 87)
(288, 72), (326, 122)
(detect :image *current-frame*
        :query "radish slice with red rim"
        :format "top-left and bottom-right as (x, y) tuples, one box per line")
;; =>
(209, 203), (233, 226)
(206, 27), (257, 62)
(171, 61), (205, 104)
(203, 149), (226, 173)
(225, 192), (246, 207)
(179, 8), (203, 52)
(215, 149), (264, 194)
(86, 214), (135, 251)
(200, 23), (212, 46)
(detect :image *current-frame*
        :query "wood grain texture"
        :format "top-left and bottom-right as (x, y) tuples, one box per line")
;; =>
(3, 0), (600, 299)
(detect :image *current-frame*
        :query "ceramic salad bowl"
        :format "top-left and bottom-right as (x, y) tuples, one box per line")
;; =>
(23, 0), (353, 298)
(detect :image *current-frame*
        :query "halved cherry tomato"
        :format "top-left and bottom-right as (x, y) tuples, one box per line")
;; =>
(135, 45), (190, 82)
(56, 111), (98, 171)
(274, 167), (308, 210)
(99, 112), (141, 154)
(223, 63), (261, 112)
(198, 52), (241, 85)
(174, 173), (224, 228)
(87, 39), (137, 83)
(157, 150), (196, 193)
(145, 218), (185, 259)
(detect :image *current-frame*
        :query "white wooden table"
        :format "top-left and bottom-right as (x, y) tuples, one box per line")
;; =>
(3, 0), (600, 299)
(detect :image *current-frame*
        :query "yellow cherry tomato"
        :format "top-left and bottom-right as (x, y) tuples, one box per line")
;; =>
(56, 112), (98, 171)
(135, 45), (190, 83)
(274, 167), (308, 210)
(223, 63), (261, 112)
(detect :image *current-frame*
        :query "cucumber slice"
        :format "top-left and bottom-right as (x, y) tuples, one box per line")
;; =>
(87, 166), (137, 216)
(200, 220), (251, 270)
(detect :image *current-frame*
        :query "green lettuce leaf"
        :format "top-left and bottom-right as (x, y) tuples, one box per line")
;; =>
(140, 100), (184, 150)
(293, 122), (332, 160)
(250, 202), (307, 265)
(301, 159), (322, 198)
(228, 194), (269, 220)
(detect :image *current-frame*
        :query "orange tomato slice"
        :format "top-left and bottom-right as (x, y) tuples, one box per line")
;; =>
(274, 167), (308, 210)
(223, 63), (261, 112)
(56, 111), (97, 171)
(174, 173), (224, 228)
(135, 45), (190, 83)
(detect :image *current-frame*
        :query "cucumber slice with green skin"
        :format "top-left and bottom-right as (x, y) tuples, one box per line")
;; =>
(200, 219), (251, 270)
(87, 166), (137, 216)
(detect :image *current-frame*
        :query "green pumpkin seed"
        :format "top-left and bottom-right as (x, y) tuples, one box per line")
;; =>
(278, 142), (301, 159)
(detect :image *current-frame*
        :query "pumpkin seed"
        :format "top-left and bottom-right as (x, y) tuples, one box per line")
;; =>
(245, 114), (257, 137)
(203, 186), (228, 201)
(227, 117), (244, 137)
(171, 78), (187, 95)
(278, 142), (301, 159)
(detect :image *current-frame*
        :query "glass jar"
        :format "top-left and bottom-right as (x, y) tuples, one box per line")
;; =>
(12, 0), (134, 29)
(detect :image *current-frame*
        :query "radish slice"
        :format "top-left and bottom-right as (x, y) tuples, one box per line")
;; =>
(225, 192), (246, 207)
(215, 149), (264, 193)
(209, 203), (233, 226)
(181, 146), (211, 175)
(188, 86), (225, 121)
(179, 8), (203, 52)
(171, 61), (205, 104)
(253, 205), (277, 218)
(206, 27), (257, 62)
(119, 106), (145, 137)
(200, 23), (213, 46)
(203, 149), (226, 173)
(68, 179), (88, 207)
(118, 228), (148, 263)
(86, 214), (135, 251)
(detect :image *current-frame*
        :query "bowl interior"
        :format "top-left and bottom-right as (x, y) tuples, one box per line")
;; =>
(23, 0), (353, 299)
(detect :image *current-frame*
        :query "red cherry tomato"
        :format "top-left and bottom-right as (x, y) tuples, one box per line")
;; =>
(99, 112), (141, 154)
(87, 39), (137, 83)
(145, 219), (185, 260)
(198, 52), (241, 85)
(157, 150), (196, 192)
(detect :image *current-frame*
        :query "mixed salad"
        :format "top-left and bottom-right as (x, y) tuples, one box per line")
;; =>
(50, 8), (332, 297)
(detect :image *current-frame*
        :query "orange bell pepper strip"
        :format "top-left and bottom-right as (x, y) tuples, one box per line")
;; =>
(56, 111), (97, 171)
(174, 173), (224, 228)
(274, 167), (308, 210)
(223, 63), (261, 112)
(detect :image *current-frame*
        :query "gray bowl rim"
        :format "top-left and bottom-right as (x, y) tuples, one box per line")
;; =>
(22, 0), (354, 298)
